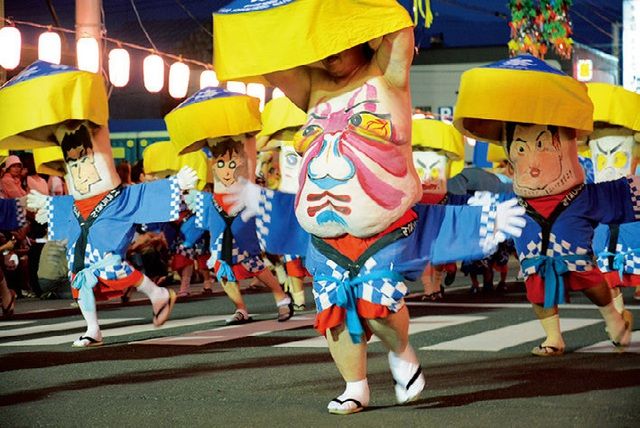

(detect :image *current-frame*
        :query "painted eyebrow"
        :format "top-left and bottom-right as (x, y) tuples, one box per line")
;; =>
(428, 160), (439, 169)
(345, 99), (379, 112)
(416, 159), (426, 168)
(535, 130), (546, 141)
(595, 141), (621, 156)
(515, 138), (526, 142)
(309, 112), (328, 120)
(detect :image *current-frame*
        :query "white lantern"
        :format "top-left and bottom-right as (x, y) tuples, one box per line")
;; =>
(108, 48), (130, 87)
(169, 62), (190, 98)
(199, 69), (218, 89)
(226, 81), (246, 94)
(271, 88), (285, 99)
(247, 83), (265, 111)
(38, 31), (61, 64)
(143, 54), (164, 93)
(0, 26), (21, 70)
(76, 37), (100, 73)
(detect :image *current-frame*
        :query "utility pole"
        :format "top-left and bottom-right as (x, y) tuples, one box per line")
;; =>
(612, 21), (621, 85)
(75, 0), (103, 72)
(0, 0), (6, 85)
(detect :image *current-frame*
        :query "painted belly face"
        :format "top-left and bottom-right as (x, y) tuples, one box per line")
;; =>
(278, 143), (303, 194)
(506, 123), (584, 197)
(413, 150), (449, 194)
(588, 127), (638, 183)
(293, 83), (419, 238)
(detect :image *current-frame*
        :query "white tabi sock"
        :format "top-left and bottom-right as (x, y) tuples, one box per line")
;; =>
(137, 275), (168, 304)
(613, 293), (625, 314)
(599, 302), (626, 341)
(276, 295), (291, 307)
(77, 297), (101, 341)
(327, 379), (370, 412)
(388, 345), (425, 404)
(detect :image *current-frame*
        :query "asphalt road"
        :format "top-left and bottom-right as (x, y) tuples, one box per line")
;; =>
(1, 276), (639, 427)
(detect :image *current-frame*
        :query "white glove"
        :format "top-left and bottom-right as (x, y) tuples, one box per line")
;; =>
(27, 190), (50, 224)
(467, 191), (495, 207)
(176, 166), (198, 191)
(495, 198), (526, 238)
(184, 189), (200, 212)
(224, 177), (261, 222)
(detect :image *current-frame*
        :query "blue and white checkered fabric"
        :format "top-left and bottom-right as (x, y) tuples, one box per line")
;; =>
(168, 176), (182, 221)
(256, 188), (274, 249)
(478, 198), (498, 253)
(312, 257), (407, 313)
(596, 244), (640, 275)
(45, 197), (55, 240)
(628, 176), (640, 220)
(519, 232), (593, 277)
(193, 191), (206, 229)
(15, 198), (28, 228)
(67, 243), (135, 281)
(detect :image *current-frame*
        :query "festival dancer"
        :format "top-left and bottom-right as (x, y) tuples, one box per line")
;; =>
(0, 197), (27, 318)
(586, 83), (640, 314)
(212, 0), (525, 414)
(166, 87), (294, 325)
(453, 54), (637, 357)
(256, 97), (309, 310)
(0, 61), (198, 347)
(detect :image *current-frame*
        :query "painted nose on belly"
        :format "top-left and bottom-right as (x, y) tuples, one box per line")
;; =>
(308, 133), (355, 189)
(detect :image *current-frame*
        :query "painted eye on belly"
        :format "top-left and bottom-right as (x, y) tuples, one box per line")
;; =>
(293, 124), (323, 154)
(348, 112), (392, 142)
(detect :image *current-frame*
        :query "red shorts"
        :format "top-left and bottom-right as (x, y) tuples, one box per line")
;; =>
(525, 269), (604, 305)
(285, 259), (308, 278)
(602, 271), (640, 289)
(71, 269), (143, 301)
(171, 253), (193, 271)
(314, 300), (391, 341)
(213, 260), (265, 281)
(197, 254), (209, 271)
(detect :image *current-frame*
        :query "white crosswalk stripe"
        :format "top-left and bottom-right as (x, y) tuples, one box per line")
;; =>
(421, 318), (602, 352)
(274, 315), (487, 348)
(0, 318), (142, 339)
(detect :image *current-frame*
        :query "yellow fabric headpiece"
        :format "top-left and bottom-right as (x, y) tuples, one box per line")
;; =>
(0, 149), (7, 165)
(256, 97), (307, 151)
(143, 141), (210, 190)
(486, 143), (507, 163)
(33, 146), (66, 176)
(213, 0), (413, 81)
(0, 61), (108, 150)
(587, 82), (640, 132)
(165, 87), (261, 154)
(411, 119), (464, 160)
(453, 55), (593, 144)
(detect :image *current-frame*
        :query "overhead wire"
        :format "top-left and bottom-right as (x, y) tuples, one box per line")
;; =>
(174, 0), (212, 37)
(129, 0), (158, 51)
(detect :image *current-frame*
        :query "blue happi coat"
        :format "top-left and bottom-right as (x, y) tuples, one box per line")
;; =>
(255, 187), (498, 343)
(505, 177), (640, 308)
(47, 178), (182, 282)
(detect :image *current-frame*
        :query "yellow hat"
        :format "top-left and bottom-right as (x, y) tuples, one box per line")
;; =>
(0, 61), (108, 150)
(453, 55), (593, 144)
(486, 143), (507, 163)
(449, 158), (464, 177)
(213, 0), (413, 81)
(412, 119), (464, 160)
(587, 82), (640, 132)
(257, 97), (307, 151)
(33, 146), (66, 176)
(165, 87), (261, 154)
(143, 141), (210, 190)
(0, 149), (7, 165)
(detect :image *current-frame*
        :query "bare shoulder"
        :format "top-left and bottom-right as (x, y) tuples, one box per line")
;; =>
(264, 67), (312, 111)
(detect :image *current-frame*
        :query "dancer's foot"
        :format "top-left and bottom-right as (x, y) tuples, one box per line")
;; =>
(388, 348), (425, 404)
(327, 380), (369, 415)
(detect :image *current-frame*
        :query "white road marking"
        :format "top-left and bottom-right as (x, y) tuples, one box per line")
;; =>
(407, 302), (640, 310)
(133, 315), (316, 346)
(274, 315), (487, 348)
(575, 340), (640, 354)
(422, 318), (602, 352)
(0, 318), (142, 338)
(0, 320), (35, 328)
(0, 315), (230, 346)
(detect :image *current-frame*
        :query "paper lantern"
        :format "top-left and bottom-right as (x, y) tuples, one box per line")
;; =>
(76, 37), (100, 73)
(271, 88), (285, 99)
(169, 61), (190, 98)
(108, 48), (130, 87)
(143, 53), (164, 93)
(226, 81), (246, 94)
(38, 31), (61, 64)
(247, 83), (265, 111)
(199, 69), (218, 89)
(0, 26), (21, 70)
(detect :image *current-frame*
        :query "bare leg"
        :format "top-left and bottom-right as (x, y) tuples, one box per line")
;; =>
(609, 287), (624, 314)
(255, 268), (287, 302)
(421, 263), (435, 295)
(137, 275), (176, 326)
(178, 263), (194, 296)
(325, 323), (369, 414)
(289, 276), (306, 309)
(531, 304), (564, 355)
(221, 280), (246, 312)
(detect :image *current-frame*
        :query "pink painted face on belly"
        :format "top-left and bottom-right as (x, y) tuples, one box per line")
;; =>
(293, 83), (419, 238)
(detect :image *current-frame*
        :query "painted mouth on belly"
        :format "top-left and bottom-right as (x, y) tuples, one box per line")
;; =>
(307, 200), (351, 217)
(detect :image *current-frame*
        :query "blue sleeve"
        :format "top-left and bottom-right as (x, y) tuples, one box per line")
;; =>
(123, 177), (182, 224)
(414, 203), (496, 264)
(0, 198), (26, 231)
(257, 188), (309, 255)
(192, 190), (212, 230)
(47, 195), (75, 241)
(181, 215), (206, 248)
(587, 177), (640, 224)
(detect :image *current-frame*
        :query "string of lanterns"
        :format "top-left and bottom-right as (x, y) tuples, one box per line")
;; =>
(0, 17), (267, 104)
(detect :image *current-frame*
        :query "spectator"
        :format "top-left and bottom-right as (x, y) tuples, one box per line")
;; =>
(116, 160), (132, 186)
(23, 154), (49, 195)
(1, 156), (27, 198)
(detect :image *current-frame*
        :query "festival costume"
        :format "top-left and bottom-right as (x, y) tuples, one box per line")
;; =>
(2, 62), (195, 346)
(0, 198), (27, 231)
(454, 54), (637, 353)
(583, 84), (640, 294)
(211, 0), (524, 413)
